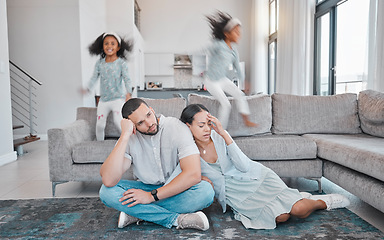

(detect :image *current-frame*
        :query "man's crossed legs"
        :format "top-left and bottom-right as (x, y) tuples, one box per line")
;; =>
(99, 180), (214, 230)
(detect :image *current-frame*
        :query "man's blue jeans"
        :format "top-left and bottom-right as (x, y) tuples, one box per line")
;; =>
(99, 180), (215, 228)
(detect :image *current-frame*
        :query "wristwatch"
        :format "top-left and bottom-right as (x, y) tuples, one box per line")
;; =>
(151, 189), (159, 201)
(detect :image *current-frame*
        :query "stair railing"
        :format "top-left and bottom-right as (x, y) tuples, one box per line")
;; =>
(9, 60), (42, 137)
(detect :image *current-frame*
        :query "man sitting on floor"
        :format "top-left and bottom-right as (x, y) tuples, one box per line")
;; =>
(99, 98), (214, 230)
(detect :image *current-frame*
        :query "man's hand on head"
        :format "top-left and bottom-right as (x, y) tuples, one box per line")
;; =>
(121, 118), (135, 139)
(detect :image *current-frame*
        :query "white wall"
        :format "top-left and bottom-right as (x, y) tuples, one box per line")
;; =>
(7, 0), (83, 137)
(7, 0), (144, 138)
(79, 0), (143, 104)
(105, 0), (145, 95)
(137, 0), (253, 83)
(0, 0), (17, 166)
(131, 25), (145, 92)
(79, 0), (107, 106)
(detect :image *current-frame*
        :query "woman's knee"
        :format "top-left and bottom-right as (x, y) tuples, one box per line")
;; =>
(290, 200), (308, 216)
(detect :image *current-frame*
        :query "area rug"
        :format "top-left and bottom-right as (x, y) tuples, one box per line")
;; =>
(0, 197), (383, 240)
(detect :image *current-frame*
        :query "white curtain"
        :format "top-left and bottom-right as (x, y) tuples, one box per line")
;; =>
(276, 0), (316, 95)
(367, 0), (384, 92)
(250, 0), (269, 95)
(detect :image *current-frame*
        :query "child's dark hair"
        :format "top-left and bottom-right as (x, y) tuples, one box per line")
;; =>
(88, 32), (133, 59)
(206, 11), (232, 40)
(180, 104), (209, 125)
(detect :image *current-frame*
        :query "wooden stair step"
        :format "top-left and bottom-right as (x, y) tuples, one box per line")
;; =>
(14, 136), (40, 148)
(13, 125), (24, 130)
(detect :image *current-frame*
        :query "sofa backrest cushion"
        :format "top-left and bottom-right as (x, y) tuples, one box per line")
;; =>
(188, 93), (272, 137)
(77, 97), (187, 138)
(272, 93), (361, 134)
(141, 97), (187, 118)
(358, 90), (384, 138)
(76, 107), (102, 139)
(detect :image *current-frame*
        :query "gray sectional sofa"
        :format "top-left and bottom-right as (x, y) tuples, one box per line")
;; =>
(48, 90), (384, 214)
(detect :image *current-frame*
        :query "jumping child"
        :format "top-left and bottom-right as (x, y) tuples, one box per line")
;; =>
(204, 11), (257, 129)
(84, 32), (133, 141)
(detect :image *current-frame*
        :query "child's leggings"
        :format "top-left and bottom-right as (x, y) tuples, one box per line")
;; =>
(96, 98), (125, 141)
(204, 77), (250, 129)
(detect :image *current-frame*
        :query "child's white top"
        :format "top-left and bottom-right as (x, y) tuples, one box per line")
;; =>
(205, 39), (244, 82)
(88, 57), (132, 102)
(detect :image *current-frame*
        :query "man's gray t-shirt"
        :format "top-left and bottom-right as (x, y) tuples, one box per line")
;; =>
(125, 115), (199, 185)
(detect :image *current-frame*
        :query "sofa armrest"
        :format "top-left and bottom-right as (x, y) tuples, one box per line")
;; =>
(48, 120), (93, 181)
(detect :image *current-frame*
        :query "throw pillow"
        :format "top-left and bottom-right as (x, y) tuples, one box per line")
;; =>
(358, 90), (384, 138)
(272, 93), (361, 134)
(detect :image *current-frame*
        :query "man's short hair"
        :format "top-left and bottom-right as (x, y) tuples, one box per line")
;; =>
(121, 98), (149, 119)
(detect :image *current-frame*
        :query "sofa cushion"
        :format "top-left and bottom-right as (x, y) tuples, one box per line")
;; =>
(233, 135), (317, 160)
(272, 93), (361, 135)
(141, 97), (187, 118)
(76, 107), (121, 138)
(323, 161), (384, 214)
(258, 159), (323, 178)
(76, 97), (187, 139)
(188, 94), (272, 137)
(358, 90), (384, 138)
(72, 140), (117, 164)
(303, 133), (384, 182)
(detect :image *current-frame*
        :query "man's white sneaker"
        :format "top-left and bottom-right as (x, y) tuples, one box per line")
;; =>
(310, 194), (350, 210)
(117, 212), (141, 228)
(176, 211), (210, 231)
(300, 192), (312, 199)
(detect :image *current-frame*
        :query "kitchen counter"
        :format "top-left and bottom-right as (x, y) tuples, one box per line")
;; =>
(137, 88), (210, 99)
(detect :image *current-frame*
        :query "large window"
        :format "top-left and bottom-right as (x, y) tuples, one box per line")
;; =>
(314, 0), (369, 95)
(268, 0), (278, 94)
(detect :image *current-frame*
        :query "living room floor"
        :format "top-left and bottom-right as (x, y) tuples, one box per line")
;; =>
(1, 140), (383, 233)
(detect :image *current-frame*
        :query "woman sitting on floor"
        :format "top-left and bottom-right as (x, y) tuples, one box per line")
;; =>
(180, 104), (350, 229)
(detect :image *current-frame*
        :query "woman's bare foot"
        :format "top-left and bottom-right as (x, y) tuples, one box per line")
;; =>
(241, 114), (258, 127)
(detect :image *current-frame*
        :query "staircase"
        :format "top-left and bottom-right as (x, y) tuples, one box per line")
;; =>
(9, 60), (42, 155)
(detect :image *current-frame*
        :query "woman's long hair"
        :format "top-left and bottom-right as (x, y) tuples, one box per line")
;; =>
(180, 104), (209, 125)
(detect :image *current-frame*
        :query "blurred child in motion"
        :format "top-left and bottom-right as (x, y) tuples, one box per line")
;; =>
(204, 11), (257, 129)
(83, 32), (133, 141)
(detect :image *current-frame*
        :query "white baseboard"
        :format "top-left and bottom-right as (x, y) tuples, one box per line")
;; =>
(39, 134), (48, 141)
(0, 151), (17, 167)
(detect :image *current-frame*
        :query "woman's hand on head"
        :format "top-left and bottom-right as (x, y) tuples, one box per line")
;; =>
(207, 113), (233, 146)
(207, 114), (225, 136)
